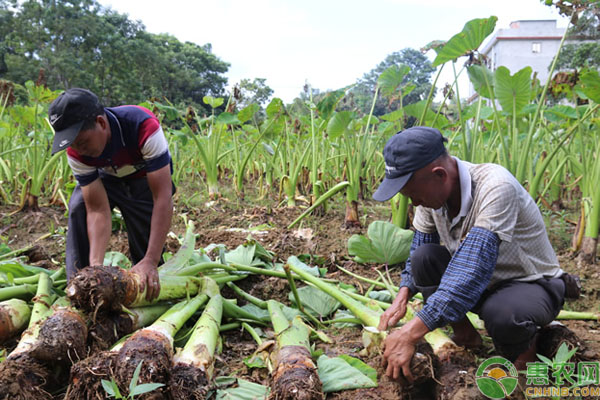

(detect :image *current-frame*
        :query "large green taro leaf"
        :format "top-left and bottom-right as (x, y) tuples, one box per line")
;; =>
(432, 16), (498, 67)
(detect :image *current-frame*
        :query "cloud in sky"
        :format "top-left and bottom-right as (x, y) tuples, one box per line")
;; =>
(99, 0), (569, 102)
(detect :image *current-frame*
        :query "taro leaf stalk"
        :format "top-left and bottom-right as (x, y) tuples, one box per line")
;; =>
(278, 123), (312, 207)
(169, 294), (223, 399)
(230, 100), (282, 199)
(571, 69), (600, 263)
(157, 219), (196, 276)
(0, 272), (55, 400)
(328, 89), (382, 227)
(267, 300), (323, 400)
(0, 298), (31, 343)
(113, 292), (210, 399)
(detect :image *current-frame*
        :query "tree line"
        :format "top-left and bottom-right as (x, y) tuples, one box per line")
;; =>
(0, 0), (229, 112)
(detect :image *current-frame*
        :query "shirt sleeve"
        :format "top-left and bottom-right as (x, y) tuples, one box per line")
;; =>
(400, 230), (441, 294)
(415, 226), (500, 331)
(139, 121), (170, 172)
(67, 153), (98, 186)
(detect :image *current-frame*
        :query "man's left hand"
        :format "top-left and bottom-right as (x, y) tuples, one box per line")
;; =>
(382, 326), (417, 381)
(131, 259), (160, 301)
(381, 317), (430, 382)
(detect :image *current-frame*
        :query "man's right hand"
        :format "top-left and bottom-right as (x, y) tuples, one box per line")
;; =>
(378, 286), (412, 331)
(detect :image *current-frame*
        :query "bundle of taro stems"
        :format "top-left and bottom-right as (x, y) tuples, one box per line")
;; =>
(0, 220), (595, 399)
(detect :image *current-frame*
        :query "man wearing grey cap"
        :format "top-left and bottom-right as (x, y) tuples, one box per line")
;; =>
(48, 88), (174, 301)
(374, 126), (574, 382)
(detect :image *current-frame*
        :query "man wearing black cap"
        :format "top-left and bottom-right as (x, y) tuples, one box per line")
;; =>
(374, 126), (568, 381)
(49, 88), (173, 301)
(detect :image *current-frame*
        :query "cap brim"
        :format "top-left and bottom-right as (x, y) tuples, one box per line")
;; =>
(51, 120), (84, 154)
(373, 172), (412, 202)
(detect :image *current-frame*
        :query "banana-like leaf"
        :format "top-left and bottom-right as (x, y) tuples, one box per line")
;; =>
(494, 66), (532, 116)
(237, 103), (260, 124)
(216, 112), (240, 125)
(288, 285), (341, 317)
(216, 378), (270, 399)
(203, 96), (224, 109)
(317, 87), (349, 121)
(104, 251), (131, 269)
(347, 221), (413, 265)
(467, 65), (495, 99)
(317, 355), (377, 392)
(432, 16), (498, 67)
(327, 111), (354, 139)
(403, 101), (449, 129)
(377, 64), (411, 97)
(578, 68), (600, 103)
(266, 97), (284, 118)
(544, 105), (578, 122)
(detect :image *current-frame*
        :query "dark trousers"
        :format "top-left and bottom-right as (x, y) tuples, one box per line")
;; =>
(411, 243), (565, 361)
(66, 176), (160, 280)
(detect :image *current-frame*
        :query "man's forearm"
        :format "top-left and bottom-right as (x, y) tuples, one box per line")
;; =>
(143, 195), (173, 265)
(87, 209), (111, 265)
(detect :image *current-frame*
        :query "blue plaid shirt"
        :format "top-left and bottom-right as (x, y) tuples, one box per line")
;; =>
(400, 227), (500, 331)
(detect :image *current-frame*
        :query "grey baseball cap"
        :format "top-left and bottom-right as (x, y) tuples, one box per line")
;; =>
(49, 88), (104, 154)
(373, 126), (448, 202)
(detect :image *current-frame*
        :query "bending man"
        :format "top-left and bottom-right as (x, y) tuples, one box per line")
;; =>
(49, 88), (174, 301)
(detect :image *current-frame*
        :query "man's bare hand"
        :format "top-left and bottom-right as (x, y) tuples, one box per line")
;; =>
(131, 259), (160, 301)
(378, 286), (411, 331)
(381, 317), (430, 382)
(382, 327), (417, 381)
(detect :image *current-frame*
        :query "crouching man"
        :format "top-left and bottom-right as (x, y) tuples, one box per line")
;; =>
(374, 126), (570, 381)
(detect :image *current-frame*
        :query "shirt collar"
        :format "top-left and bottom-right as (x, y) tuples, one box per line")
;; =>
(434, 156), (473, 227)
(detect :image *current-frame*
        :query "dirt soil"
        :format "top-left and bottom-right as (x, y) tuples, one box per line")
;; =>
(1, 193), (599, 399)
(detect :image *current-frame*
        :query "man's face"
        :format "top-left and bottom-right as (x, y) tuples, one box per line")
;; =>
(399, 165), (449, 210)
(70, 117), (109, 157)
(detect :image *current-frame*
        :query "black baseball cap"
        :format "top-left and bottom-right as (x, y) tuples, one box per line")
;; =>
(49, 88), (104, 154)
(373, 126), (448, 202)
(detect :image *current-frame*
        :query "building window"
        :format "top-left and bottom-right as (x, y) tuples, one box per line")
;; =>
(532, 42), (541, 53)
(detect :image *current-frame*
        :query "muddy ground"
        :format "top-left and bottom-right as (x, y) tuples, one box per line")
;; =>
(1, 187), (599, 399)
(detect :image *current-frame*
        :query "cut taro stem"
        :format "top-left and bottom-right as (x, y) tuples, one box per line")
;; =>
(169, 294), (223, 399)
(88, 303), (171, 351)
(0, 272), (55, 400)
(65, 341), (126, 400)
(0, 298), (31, 343)
(8, 272), (54, 358)
(267, 300), (323, 400)
(114, 292), (210, 398)
(29, 296), (88, 365)
(66, 265), (213, 313)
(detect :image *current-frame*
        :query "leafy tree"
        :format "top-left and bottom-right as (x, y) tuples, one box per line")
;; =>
(554, 10), (600, 71)
(236, 78), (274, 109)
(344, 48), (436, 116)
(0, 0), (229, 109)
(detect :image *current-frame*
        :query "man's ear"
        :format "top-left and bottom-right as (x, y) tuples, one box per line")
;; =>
(96, 114), (108, 129)
(431, 166), (447, 179)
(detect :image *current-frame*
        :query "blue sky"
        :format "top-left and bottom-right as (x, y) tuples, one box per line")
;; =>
(99, 0), (569, 102)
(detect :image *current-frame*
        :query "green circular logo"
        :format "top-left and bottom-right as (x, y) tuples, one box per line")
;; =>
(475, 357), (519, 399)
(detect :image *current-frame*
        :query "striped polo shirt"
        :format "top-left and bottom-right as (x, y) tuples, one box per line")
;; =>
(66, 106), (170, 186)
